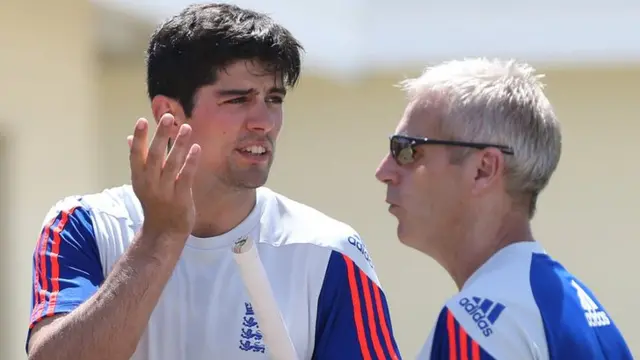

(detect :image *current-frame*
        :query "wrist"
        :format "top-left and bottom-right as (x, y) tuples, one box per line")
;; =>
(140, 223), (190, 243)
(134, 227), (189, 259)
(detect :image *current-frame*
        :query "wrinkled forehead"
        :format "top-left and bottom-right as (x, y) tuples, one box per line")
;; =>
(396, 97), (445, 138)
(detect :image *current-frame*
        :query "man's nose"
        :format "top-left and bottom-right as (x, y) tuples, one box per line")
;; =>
(246, 101), (275, 133)
(375, 154), (400, 185)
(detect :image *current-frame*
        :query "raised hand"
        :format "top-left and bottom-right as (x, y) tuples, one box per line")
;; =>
(128, 113), (201, 239)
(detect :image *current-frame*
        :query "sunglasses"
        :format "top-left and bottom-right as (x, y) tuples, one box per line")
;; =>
(389, 134), (515, 165)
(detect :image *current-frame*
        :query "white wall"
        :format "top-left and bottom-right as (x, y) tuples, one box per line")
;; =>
(94, 0), (640, 77)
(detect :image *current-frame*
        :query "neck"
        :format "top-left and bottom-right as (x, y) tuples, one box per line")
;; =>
(441, 210), (534, 290)
(191, 186), (257, 238)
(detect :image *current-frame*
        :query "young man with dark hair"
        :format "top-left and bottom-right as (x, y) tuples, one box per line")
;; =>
(26, 4), (401, 360)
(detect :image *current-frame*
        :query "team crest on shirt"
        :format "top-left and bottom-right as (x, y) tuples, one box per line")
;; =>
(239, 302), (266, 353)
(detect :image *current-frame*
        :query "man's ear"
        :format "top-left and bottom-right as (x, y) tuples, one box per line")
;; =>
(471, 148), (505, 196)
(150, 95), (186, 141)
(151, 95), (188, 122)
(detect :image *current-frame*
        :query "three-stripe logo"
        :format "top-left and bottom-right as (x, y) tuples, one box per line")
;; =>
(458, 297), (506, 337)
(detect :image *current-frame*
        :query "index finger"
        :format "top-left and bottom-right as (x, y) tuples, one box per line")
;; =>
(145, 113), (174, 176)
(129, 118), (149, 178)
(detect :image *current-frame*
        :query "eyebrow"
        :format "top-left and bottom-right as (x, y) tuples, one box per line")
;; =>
(216, 86), (287, 97)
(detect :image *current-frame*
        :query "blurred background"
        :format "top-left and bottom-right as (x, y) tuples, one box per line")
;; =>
(1, 0), (639, 358)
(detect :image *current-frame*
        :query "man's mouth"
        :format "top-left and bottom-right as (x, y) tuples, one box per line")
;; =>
(236, 144), (271, 163)
(239, 145), (267, 155)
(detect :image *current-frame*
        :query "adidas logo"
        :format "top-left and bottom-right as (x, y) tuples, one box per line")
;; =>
(458, 297), (505, 337)
(571, 280), (611, 328)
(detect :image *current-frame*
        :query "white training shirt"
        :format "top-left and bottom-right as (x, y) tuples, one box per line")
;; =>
(417, 242), (633, 359)
(28, 185), (402, 360)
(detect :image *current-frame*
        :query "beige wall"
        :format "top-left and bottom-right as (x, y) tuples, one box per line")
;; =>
(96, 57), (154, 187)
(0, 0), (99, 359)
(0, 0), (103, 359)
(2, 5), (638, 357)
(98, 58), (640, 357)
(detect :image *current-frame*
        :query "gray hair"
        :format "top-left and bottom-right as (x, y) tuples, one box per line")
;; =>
(398, 58), (562, 217)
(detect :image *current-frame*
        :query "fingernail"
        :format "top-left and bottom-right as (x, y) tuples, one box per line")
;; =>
(162, 115), (173, 126)
(178, 125), (188, 135)
(136, 120), (145, 130)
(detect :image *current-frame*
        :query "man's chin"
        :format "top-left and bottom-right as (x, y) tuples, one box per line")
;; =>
(396, 221), (423, 249)
(233, 171), (270, 189)
(396, 221), (409, 243)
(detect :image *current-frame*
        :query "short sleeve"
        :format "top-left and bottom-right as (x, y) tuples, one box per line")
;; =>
(428, 307), (496, 360)
(425, 297), (542, 360)
(312, 250), (402, 360)
(28, 204), (105, 334)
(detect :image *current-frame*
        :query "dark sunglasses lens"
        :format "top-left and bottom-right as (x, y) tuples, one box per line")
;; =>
(390, 137), (415, 165)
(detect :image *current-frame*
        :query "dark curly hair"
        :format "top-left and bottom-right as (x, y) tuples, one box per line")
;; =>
(146, 3), (304, 117)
